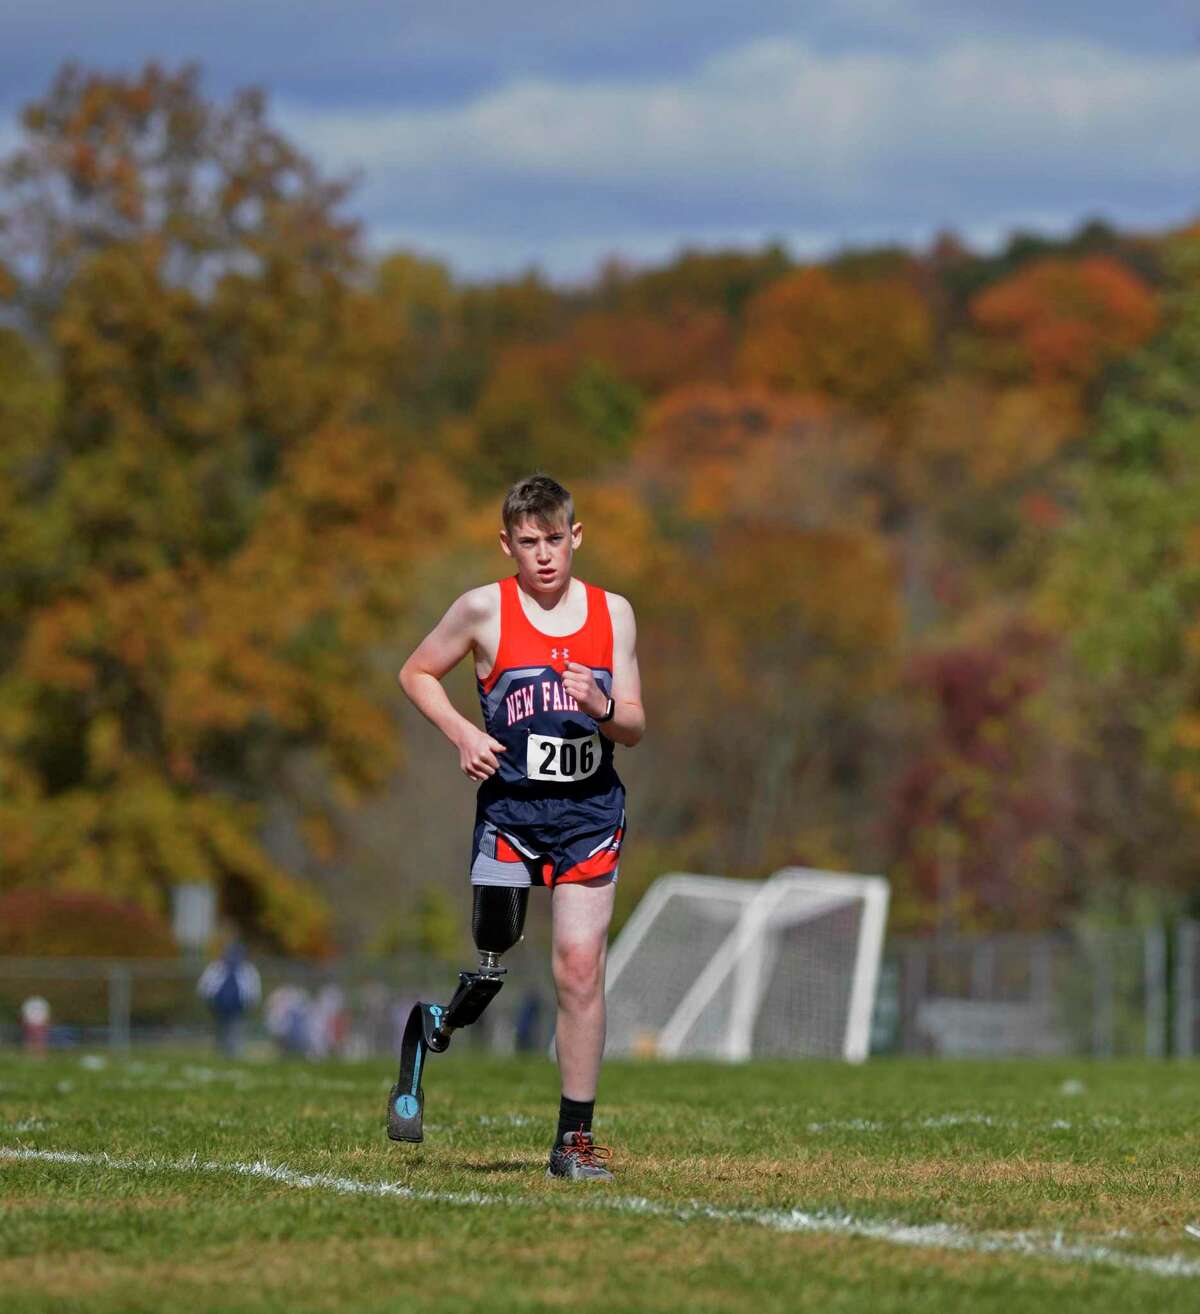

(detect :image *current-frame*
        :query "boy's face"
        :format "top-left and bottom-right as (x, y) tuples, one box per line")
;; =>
(500, 514), (582, 595)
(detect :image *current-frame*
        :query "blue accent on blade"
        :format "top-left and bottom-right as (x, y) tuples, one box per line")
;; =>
(394, 1093), (419, 1120)
(410, 1039), (424, 1095)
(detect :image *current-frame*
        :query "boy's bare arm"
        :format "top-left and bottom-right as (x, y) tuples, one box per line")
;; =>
(605, 593), (645, 747)
(399, 588), (507, 782)
(561, 592), (645, 747)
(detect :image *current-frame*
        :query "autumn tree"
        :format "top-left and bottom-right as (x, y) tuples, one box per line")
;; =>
(969, 255), (1158, 393)
(2, 66), (1184, 951)
(0, 65), (454, 952)
(606, 386), (903, 916)
(737, 267), (934, 415)
(608, 244), (792, 318)
(468, 341), (642, 489)
(882, 621), (1073, 933)
(1037, 233), (1200, 913)
(0, 329), (59, 661)
(936, 219), (1161, 320)
(569, 307), (731, 396)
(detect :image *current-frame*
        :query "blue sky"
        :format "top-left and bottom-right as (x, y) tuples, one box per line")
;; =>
(3, 2), (1198, 279)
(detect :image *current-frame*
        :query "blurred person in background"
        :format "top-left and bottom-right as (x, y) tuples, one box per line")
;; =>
(360, 981), (392, 1057)
(307, 984), (350, 1060)
(197, 941), (261, 1058)
(514, 989), (544, 1054)
(391, 994), (416, 1059)
(264, 984), (312, 1058)
(20, 996), (51, 1055)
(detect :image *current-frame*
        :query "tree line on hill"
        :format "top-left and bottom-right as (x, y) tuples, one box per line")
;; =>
(2, 63), (1198, 957)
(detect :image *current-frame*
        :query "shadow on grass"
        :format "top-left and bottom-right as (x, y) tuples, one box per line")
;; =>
(462, 1159), (543, 1174)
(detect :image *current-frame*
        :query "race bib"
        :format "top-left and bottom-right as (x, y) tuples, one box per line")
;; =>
(526, 732), (601, 783)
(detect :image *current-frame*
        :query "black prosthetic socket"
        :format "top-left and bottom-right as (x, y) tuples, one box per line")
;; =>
(556, 1095), (595, 1145)
(472, 884), (528, 955)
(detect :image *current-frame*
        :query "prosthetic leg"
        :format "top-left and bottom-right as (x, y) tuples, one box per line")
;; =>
(387, 885), (528, 1143)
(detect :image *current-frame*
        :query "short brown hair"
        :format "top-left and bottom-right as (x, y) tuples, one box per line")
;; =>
(501, 474), (575, 536)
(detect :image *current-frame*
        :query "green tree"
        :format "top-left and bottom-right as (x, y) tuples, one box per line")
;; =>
(1040, 233), (1200, 907)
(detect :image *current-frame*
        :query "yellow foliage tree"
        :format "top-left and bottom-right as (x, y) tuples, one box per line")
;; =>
(737, 267), (934, 414)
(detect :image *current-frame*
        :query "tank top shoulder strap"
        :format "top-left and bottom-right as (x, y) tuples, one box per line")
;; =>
(480, 577), (521, 693)
(497, 574), (521, 631)
(583, 581), (614, 669)
(499, 573), (547, 644)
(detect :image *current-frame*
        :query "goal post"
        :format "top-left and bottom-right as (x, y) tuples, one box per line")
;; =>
(601, 874), (760, 1058)
(604, 868), (890, 1063)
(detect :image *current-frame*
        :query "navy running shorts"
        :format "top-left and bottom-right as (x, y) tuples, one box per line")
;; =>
(470, 813), (624, 888)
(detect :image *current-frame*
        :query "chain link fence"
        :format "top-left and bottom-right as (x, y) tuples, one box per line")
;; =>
(6, 923), (1200, 1060)
(1172, 919), (1200, 1058)
(872, 927), (1171, 1058)
(0, 952), (554, 1058)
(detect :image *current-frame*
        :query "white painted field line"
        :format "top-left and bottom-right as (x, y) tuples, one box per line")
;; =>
(3, 1145), (1199, 1280)
(804, 1112), (1121, 1135)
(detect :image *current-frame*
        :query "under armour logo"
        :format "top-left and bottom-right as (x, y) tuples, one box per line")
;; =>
(551, 647), (569, 661)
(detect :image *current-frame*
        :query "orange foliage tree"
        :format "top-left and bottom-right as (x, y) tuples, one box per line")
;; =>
(568, 307), (732, 396)
(970, 256), (1158, 390)
(737, 267), (934, 414)
(1, 62), (1185, 953)
(611, 386), (903, 895)
(0, 65), (457, 953)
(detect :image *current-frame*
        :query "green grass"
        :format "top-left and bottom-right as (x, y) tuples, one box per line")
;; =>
(2, 1052), (1200, 1312)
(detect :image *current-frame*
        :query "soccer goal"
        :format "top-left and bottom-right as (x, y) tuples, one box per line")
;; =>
(604, 868), (890, 1062)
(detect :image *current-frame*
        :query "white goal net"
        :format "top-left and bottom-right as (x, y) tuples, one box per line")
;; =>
(604, 868), (889, 1062)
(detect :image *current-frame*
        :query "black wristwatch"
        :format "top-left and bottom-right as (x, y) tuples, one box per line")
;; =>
(596, 696), (615, 724)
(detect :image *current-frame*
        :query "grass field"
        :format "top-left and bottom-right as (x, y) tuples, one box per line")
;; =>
(3, 1051), (1200, 1312)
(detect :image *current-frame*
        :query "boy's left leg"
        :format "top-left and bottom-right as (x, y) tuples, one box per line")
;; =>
(547, 875), (616, 1180)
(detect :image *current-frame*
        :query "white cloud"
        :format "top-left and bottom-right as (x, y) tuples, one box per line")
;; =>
(7, 26), (1197, 280)
(286, 35), (1200, 185)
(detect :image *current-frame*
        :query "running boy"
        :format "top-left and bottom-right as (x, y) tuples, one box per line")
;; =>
(398, 474), (645, 1180)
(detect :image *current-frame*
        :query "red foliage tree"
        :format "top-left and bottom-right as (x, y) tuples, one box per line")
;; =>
(970, 256), (1158, 388)
(883, 622), (1073, 932)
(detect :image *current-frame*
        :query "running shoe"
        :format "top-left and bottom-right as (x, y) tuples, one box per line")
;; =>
(546, 1130), (613, 1181)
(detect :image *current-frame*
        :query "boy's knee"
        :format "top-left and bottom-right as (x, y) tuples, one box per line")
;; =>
(553, 940), (604, 1001)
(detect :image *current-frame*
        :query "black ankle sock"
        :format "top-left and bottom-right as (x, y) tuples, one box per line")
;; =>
(556, 1095), (594, 1144)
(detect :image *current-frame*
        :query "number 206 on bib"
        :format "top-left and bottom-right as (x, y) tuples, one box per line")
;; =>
(526, 732), (601, 782)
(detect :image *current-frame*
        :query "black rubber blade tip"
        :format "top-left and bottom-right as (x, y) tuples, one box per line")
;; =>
(386, 1083), (424, 1143)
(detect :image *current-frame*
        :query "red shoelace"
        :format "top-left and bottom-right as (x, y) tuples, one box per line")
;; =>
(564, 1131), (612, 1167)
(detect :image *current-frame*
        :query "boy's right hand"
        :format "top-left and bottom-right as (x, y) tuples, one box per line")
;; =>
(455, 727), (507, 781)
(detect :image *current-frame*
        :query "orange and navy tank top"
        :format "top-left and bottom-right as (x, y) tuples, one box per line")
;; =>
(475, 576), (623, 827)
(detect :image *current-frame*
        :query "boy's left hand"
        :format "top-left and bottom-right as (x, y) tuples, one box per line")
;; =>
(562, 661), (607, 720)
